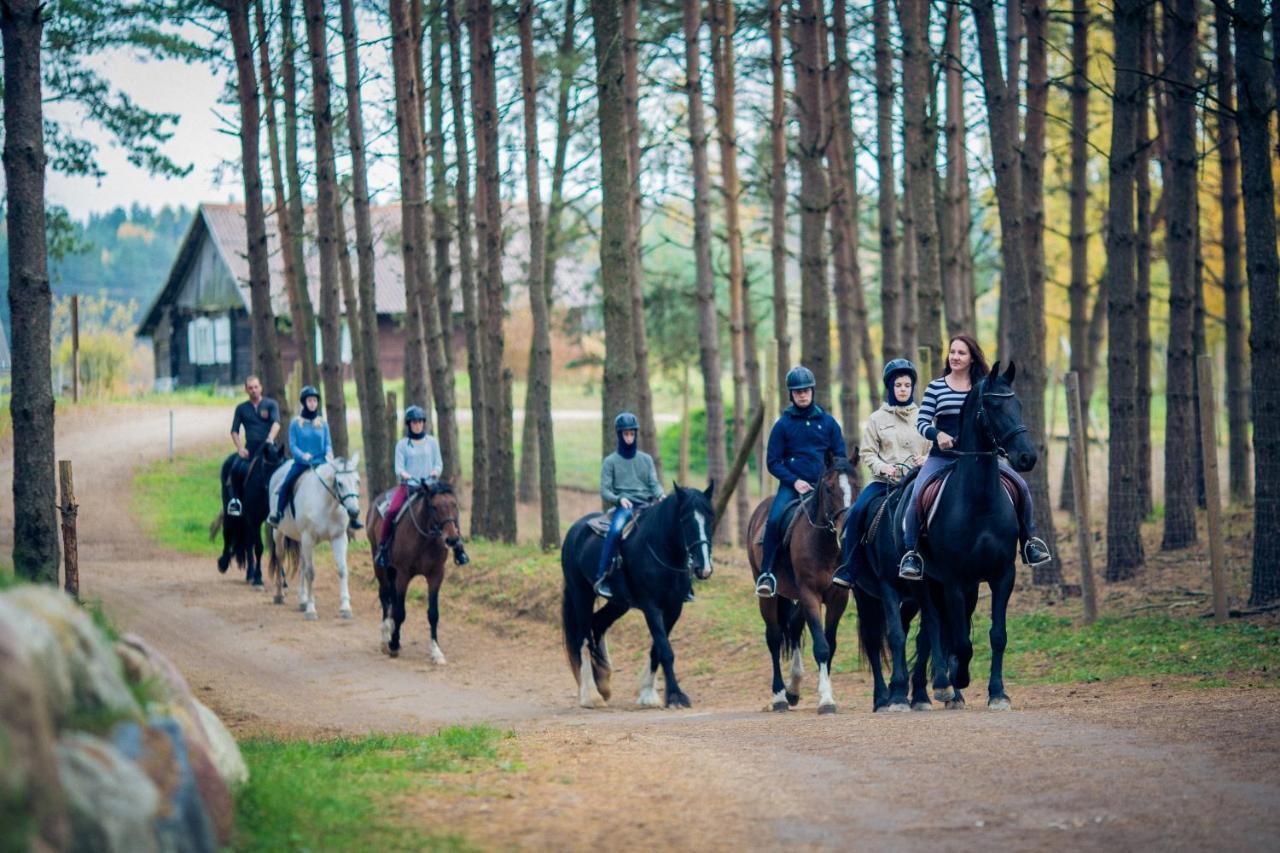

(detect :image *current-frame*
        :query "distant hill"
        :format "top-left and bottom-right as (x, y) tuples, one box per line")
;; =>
(0, 204), (193, 339)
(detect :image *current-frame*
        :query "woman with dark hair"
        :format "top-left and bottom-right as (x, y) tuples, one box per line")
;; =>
(897, 335), (1050, 579)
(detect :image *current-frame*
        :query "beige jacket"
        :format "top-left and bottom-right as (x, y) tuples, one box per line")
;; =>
(859, 403), (932, 484)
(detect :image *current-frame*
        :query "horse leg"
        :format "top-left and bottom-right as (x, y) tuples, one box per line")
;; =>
(300, 534), (318, 621)
(987, 565), (1015, 709)
(427, 582), (446, 664)
(922, 580), (954, 702)
(909, 616), (933, 711)
(763, 599), (789, 711)
(250, 523), (264, 587)
(799, 589), (836, 714)
(942, 582), (971, 708)
(854, 588), (889, 711)
(822, 587), (848, 711)
(639, 603), (688, 708)
(590, 599), (627, 703)
(378, 569), (396, 655)
(388, 571), (409, 658)
(270, 529), (285, 606)
(878, 584), (911, 712)
(784, 601), (805, 706)
(332, 531), (353, 619)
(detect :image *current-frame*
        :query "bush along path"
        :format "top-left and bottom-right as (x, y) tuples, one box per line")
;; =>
(9, 403), (1280, 851)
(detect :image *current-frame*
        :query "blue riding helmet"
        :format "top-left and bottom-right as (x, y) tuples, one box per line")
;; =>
(299, 385), (320, 405)
(404, 404), (427, 425)
(786, 365), (816, 391)
(614, 411), (640, 433)
(882, 358), (918, 387)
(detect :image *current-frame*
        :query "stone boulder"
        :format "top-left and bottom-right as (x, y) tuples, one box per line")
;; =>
(194, 699), (249, 789)
(0, 595), (76, 725)
(111, 719), (223, 853)
(56, 732), (161, 853)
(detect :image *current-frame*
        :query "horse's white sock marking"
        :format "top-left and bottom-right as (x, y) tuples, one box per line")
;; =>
(818, 662), (835, 709)
(838, 474), (852, 509)
(772, 689), (789, 708)
(789, 647), (804, 694)
(694, 511), (710, 571)
(381, 618), (393, 647)
(638, 664), (661, 707)
(430, 640), (446, 665)
(579, 640), (604, 708)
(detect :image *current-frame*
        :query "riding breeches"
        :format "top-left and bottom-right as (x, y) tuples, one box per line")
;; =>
(382, 484), (410, 541)
(596, 505), (634, 583)
(760, 484), (801, 575)
(276, 462), (309, 518)
(901, 455), (1035, 550)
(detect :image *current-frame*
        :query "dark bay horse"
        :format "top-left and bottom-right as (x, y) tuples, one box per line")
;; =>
(366, 481), (463, 663)
(746, 457), (856, 714)
(909, 361), (1037, 710)
(842, 470), (948, 712)
(215, 442), (285, 586)
(560, 484), (715, 709)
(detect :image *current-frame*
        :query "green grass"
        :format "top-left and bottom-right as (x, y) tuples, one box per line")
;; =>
(234, 725), (514, 852)
(132, 449), (226, 555)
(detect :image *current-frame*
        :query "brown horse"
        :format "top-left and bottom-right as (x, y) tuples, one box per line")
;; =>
(747, 457), (856, 713)
(365, 481), (462, 663)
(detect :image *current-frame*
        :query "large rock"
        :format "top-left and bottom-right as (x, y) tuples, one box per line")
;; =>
(0, 587), (139, 722)
(111, 719), (221, 853)
(117, 634), (208, 749)
(193, 699), (249, 789)
(56, 732), (161, 853)
(0, 619), (70, 852)
(0, 595), (76, 724)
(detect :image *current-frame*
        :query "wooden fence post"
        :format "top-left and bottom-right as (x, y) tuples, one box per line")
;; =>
(71, 295), (80, 402)
(58, 460), (79, 601)
(1196, 355), (1228, 624)
(1064, 372), (1098, 625)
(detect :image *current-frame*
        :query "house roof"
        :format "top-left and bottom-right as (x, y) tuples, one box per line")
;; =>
(138, 200), (597, 338)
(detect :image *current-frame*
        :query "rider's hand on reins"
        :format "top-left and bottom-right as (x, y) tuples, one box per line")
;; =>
(936, 432), (955, 450)
(795, 480), (813, 495)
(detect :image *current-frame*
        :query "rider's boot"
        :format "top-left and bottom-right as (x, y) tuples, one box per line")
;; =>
(349, 517), (364, 530)
(1022, 536), (1052, 567)
(452, 543), (470, 566)
(898, 550), (925, 581)
(684, 584), (696, 603)
(593, 555), (619, 600)
(267, 510), (282, 528)
(375, 534), (394, 570)
(832, 549), (859, 589)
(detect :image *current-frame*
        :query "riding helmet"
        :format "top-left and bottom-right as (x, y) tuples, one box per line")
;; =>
(614, 411), (640, 433)
(785, 365), (816, 391)
(299, 385), (320, 405)
(882, 358), (918, 388)
(404, 404), (427, 425)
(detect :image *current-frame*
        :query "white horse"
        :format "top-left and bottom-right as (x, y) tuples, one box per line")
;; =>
(267, 454), (362, 621)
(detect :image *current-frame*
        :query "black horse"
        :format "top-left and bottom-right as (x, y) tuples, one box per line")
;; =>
(561, 484), (715, 709)
(904, 361), (1037, 710)
(843, 470), (948, 712)
(216, 442), (285, 586)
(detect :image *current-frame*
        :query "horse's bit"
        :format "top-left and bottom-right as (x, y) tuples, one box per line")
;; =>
(315, 462), (360, 510)
(406, 487), (459, 540)
(950, 390), (1027, 459)
(645, 510), (712, 575)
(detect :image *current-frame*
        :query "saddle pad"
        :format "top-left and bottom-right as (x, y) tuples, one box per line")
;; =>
(916, 471), (1019, 532)
(375, 490), (421, 524)
(753, 497), (805, 548)
(587, 511), (637, 540)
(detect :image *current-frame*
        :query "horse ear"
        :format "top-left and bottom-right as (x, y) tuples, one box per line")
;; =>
(990, 360), (1001, 380)
(672, 479), (681, 494)
(704, 479), (716, 500)
(349, 451), (361, 468)
(1005, 360), (1017, 383)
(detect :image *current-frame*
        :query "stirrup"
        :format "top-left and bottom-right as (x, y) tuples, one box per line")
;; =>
(267, 513), (281, 528)
(593, 576), (613, 599)
(755, 572), (777, 598)
(831, 563), (854, 589)
(349, 518), (364, 530)
(1023, 537), (1052, 567)
(898, 551), (924, 580)
(226, 498), (242, 518)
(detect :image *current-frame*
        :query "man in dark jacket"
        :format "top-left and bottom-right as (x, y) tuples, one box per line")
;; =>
(226, 375), (280, 516)
(755, 365), (847, 598)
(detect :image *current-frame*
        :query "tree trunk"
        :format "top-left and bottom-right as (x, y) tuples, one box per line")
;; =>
(517, 0), (560, 549)
(898, 0), (943, 371)
(1159, 0), (1199, 549)
(710, 0), (753, 538)
(1060, 0), (1090, 513)
(254, 0), (308, 403)
(940, 0), (973, 337)
(3, 0), (58, 582)
(792, 0), (830, 395)
(334, 185), (366, 398)
(428, 1), (459, 482)
(469, 0), (517, 542)
(301, 0), (350, 456)
(620, 0), (661, 474)
(900, 162), (919, 359)
(1214, 1), (1250, 504)
(1102, 0), (1146, 578)
(337, 0), (390, 493)
(1236, 0), (1280, 604)
(1134, 9), (1155, 521)
(874, 0), (901, 363)
(769, 0), (791, 403)
(683, 0), (729, 536)
(278, 0), (318, 390)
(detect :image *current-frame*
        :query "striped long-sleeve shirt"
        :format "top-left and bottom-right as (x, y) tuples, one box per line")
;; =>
(916, 378), (969, 447)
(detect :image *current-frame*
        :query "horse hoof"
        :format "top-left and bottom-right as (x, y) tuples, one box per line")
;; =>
(298, 603), (307, 613)
(579, 694), (607, 709)
(772, 701), (789, 712)
(304, 610), (318, 622)
(818, 703), (838, 715)
(388, 646), (400, 658)
(339, 608), (353, 620)
(884, 702), (910, 713)
(911, 702), (933, 712)
(638, 688), (663, 708)
(933, 686), (954, 702)
(945, 698), (966, 710)
(666, 692), (692, 709)
(988, 696), (1012, 711)
(785, 692), (800, 707)
(272, 594), (284, 605)
(252, 579), (264, 588)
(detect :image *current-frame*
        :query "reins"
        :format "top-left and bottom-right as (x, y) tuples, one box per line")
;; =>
(313, 461), (359, 510)
(639, 497), (711, 575)
(405, 485), (459, 541)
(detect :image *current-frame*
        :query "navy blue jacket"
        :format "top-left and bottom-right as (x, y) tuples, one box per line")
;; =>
(766, 404), (847, 489)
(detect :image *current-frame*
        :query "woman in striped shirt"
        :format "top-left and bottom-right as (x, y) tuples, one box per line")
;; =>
(898, 334), (1051, 579)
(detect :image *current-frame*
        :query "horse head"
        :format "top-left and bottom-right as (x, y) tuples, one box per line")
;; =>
(672, 480), (716, 580)
(261, 441), (285, 468)
(325, 452), (363, 523)
(980, 362), (1037, 472)
(424, 481), (462, 547)
(818, 455), (856, 524)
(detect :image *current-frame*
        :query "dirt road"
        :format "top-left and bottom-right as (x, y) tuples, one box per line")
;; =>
(4, 404), (1278, 851)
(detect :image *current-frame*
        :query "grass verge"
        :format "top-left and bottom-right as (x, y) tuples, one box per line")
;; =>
(234, 725), (514, 852)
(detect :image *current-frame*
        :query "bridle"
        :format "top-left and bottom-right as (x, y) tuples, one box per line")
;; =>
(407, 486), (460, 541)
(951, 388), (1027, 459)
(802, 470), (855, 549)
(314, 460), (360, 512)
(645, 502), (713, 575)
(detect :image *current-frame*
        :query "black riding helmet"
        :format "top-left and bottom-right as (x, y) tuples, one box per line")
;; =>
(405, 405), (427, 436)
(299, 385), (321, 406)
(882, 358), (918, 404)
(786, 365), (816, 391)
(614, 411), (640, 433)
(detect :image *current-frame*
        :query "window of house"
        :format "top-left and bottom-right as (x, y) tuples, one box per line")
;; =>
(188, 316), (215, 365)
(213, 316), (232, 364)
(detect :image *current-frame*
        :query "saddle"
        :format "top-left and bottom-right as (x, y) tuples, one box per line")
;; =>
(375, 489), (423, 525)
(753, 495), (811, 550)
(586, 508), (638, 540)
(915, 464), (1021, 532)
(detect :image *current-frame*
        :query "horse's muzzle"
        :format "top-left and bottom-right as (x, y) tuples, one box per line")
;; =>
(694, 564), (713, 581)
(445, 536), (461, 549)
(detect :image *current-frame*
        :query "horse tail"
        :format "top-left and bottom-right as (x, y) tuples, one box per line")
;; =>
(268, 533), (300, 586)
(560, 534), (590, 684)
(209, 511), (224, 542)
